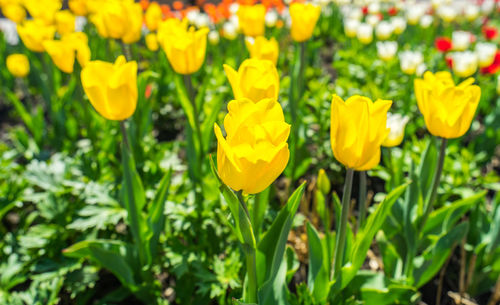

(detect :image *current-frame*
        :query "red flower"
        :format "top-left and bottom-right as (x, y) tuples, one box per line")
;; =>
(362, 6), (368, 15)
(445, 55), (453, 68)
(388, 7), (397, 16)
(435, 37), (452, 52)
(483, 26), (498, 40)
(145, 84), (153, 99)
(480, 51), (500, 74)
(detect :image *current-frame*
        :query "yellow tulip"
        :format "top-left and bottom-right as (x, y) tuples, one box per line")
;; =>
(81, 56), (137, 121)
(55, 10), (76, 36)
(6, 54), (29, 78)
(330, 95), (392, 170)
(414, 71), (481, 139)
(17, 19), (56, 52)
(92, 0), (142, 44)
(1, 3), (26, 24)
(68, 0), (88, 16)
(289, 2), (321, 42)
(145, 2), (163, 31)
(43, 32), (90, 73)
(158, 18), (209, 75)
(223, 58), (279, 103)
(145, 33), (159, 51)
(214, 98), (290, 194)
(246, 36), (279, 65)
(24, 0), (62, 24)
(237, 4), (266, 37)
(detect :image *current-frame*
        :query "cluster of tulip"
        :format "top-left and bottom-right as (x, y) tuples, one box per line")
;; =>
(0, 0), (498, 304)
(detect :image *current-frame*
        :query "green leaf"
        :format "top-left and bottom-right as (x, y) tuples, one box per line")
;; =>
(257, 183), (306, 304)
(423, 191), (485, 235)
(413, 221), (469, 287)
(174, 74), (196, 131)
(418, 139), (437, 204)
(333, 183), (408, 293)
(121, 143), (147, 266)
(146, 168), (173, 265)
(63, 240), (137, 289)
(306, 222), (329, 302)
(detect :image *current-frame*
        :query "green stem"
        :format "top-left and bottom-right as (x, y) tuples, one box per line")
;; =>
(236, 192), (258, 303)
(120, 120), (131, 150)
(419, 137), (447, 233)
(183, 74), (204, 177)
(358, 171), (367, 232)
(332, 168), (354, 280)
(121, 41), (132, 61)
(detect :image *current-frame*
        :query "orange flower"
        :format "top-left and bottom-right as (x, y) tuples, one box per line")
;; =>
(173, 1), (183, 11)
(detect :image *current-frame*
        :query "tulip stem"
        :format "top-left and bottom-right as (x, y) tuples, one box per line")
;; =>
(183, 74), (205, 178)
(332, 168), (354, 280)
(236, 191), (258, 303)
(357, 171), (367, 232)
(121, 41), (132, 61)
(419, 137), (447, 233)
(120, 121), (131, 151)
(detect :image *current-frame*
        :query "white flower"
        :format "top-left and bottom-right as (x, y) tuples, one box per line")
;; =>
(229, 3), (239, 15)
(481, 0), (495, 14)
(451, 51), (478, 78)
(437, 5), (457, 22)
(208, 30), (219, 45)
(452, 31), (471, 51)
(356, 23), (373, 44)
(416, 63), (427, 77)
(265, 10), (278, 27)
(406, 5), (425, 25)
(344, 18), (360, 38)
(194, 13), (210, 28)
(475, 42), (497, 68)
(366, 14), (381, 27)
(376, 41), (398, 61)
(186, 10), (200, 24)
(0, 19), (18, 45)
(223, 22), (238, 40)
(399, 50), (423, 75)
(375, 21), (394, 40)
(391, 17), (406, 35)
(368, 2), (380, 14)
(419, 15), (433, 28)
(464, 4), (480, 21)
(75, 16), (87, 32)
(383, 113), (410, 147)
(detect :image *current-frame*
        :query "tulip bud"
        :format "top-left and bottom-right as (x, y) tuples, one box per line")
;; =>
(223, 58), (279, 103)
(158, 18), (209, 75)
(245, 36), (279, 65)
(145, 2), (163, 31)
(265, 10), (278, 27)
(451, 51), (478, 78)
(382, 113), (410, 147)
(238, 4), (266, 37)
(330, 95), (392, 170)
(391, 17), (406, 35)
(317, 169), (331, 195)
(399, 50), (423, 75)
(1, 3), (26, 24)
(475, 42), (497, 68)
(419, 15), (433, 28)
(214, 98), (290, 194)
(6, 54), (29, 78)
(208, 30), (220, 45)
(55, 10), (76, 36)
(289, 2), (321, 42)
(223, 21), (238, 40)
(452, 31), (471, 51)
(145, 33), (159, 51)
(344, 18), (359, 38)
(81, 56), (138, 121)
(375, 21), (393, 40)
(376, 41), (397, 61)
(437, 5), (457, 23)
(17, 19), (56, 52)
(414, 71), (480, 139)
(356, 23), (373, 44)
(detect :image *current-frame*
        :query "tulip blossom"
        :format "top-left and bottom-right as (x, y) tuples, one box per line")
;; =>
(414, 71), (480, 139)
(375, 21), (393, 40)
(452, 31), (471, 51)
(289, 2), (321, 42)
(382, 113), (410, 147)
(475, 43), (497, 68)
(6, 54), (29, 78)
(1, 3), (26, 24)
(483, 26), (498, 41)
(55, 10), (76, 36)
(419, 15), (433, 28)
(145, 2), (163, 31)
(376, 41), (398, 61)
(435, 37), (452, 53)
(344, 18), (360, 38)
(237, 4), (266, 37)
(330, 95), (392, 170)
(356, 23), (373, 44)
(245, 36), (279, 65)
(81, 56), (138, 121)
(391, 17), (406, 35)
(158, 18), (209, 75)
(223, 58), (279, 103)
(451, 51), (478, 78)
(399, 50), (423, 75)
(17, 19), (56, 52)
(480, 51), (500, 74)
(214, 98), (290, 194)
